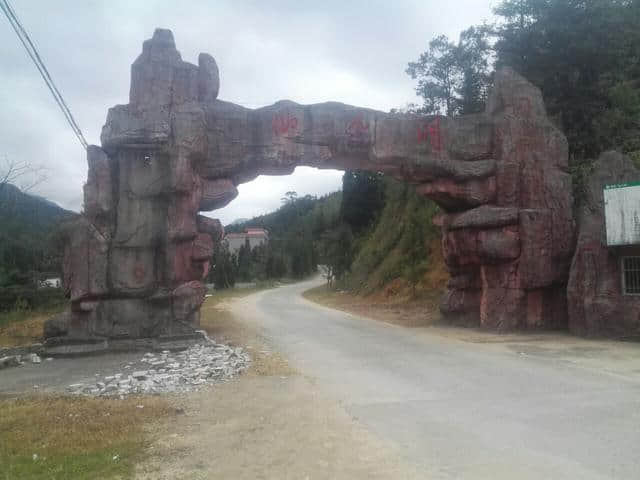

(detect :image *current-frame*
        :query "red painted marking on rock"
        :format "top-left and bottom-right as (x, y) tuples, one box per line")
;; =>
(272, 112), (299, 136)
(346, 117), (369, 134)
(133, 263), (146, 281)
(417, 118), (443, 153)
(515, 97), (532, 117)
(346, 115), (370, 143)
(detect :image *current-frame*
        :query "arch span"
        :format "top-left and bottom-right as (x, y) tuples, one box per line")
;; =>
(44, 29), (574, 350)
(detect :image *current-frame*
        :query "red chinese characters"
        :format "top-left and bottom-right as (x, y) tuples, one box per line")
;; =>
(346, 116), (370, 144)
(272, 112), (299, 136)
(515, 97), (532, 118)
(417, 118), (442, 153)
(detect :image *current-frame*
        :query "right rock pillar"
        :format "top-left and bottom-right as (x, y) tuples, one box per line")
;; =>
(438, 68), (575, 330)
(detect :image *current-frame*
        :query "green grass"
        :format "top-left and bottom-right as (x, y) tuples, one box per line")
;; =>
(0, 305), (64, 330)
(206, 280), (279, 302)
(0, 306), (66, 347)
(344, 178), (440, 295)
(0, 395), (173, 480)
(4, 448), (136, 480)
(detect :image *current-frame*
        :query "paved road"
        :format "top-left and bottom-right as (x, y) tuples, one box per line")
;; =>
(232, 277), (640, 480)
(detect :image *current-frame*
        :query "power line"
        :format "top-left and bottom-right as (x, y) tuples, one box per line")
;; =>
(0, 0), (88, 149)
(2, 0), (88, 149)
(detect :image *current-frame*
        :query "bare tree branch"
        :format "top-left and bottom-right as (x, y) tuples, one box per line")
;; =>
(0, 154), (48, 194)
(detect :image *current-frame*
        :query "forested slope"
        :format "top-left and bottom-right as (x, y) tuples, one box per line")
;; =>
(0, 184), (75, 288)
(342, 177), (447, 298)
(213, 171), (448, 301)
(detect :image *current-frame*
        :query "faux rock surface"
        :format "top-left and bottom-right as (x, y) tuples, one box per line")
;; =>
(47, 27), (579, 343)
(567, 152), (640, 337)
(66, 342), (249, 397)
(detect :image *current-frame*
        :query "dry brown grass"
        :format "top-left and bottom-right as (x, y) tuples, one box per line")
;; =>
(0, 394), (173, 479)
(0, 312), (47, 347)
(0, 284), (288, 478)
(304, 283), (443, 328)
(305, 236), (447, 328)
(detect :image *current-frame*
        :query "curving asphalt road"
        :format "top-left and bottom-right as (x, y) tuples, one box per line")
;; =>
(231, 276), (640, 480)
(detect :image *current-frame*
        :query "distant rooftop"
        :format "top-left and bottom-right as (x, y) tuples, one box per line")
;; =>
(225, 228), (269, 238)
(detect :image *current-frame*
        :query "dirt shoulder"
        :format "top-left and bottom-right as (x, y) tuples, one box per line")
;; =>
(135, 287), (422, 480)
(303, 283), (442, 327)
(136, 375), (421, 480)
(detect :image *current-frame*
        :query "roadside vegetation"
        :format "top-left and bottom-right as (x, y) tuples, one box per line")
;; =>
(0, 287), (66, 346)
(406, 0), (640, 202)
(0, 277), (281, 480)
(0, 181), (71, 345)
(0, 395), (173, 480)
(212, 191), (342, 289)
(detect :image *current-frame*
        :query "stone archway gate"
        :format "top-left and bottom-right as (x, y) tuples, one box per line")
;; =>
(44, 29), (574, 350)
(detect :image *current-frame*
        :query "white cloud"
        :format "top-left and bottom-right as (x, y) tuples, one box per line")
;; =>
(212, 167), (343, 225)
(0, 0), (494, 214)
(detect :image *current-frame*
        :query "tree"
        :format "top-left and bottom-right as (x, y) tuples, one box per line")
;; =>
(320, 224), (354, 285)
(407, 35), (458, 115)
(265, 250), (287, 278)
(0, 155), (46, 193)
(402, 213), (428, 298)
(491, 0), (640, 161)
(340, 170), (385, 234)
(281, 191), (298, 205)
(456, 26), (492, 115)
(407, 26), (491, 116)
(210, 243), (236, 289)
(236, 238), (252, 282)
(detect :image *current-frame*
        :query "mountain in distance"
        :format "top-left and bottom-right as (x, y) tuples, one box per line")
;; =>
(0, 184), (77, 286)
(228, 218), (249, 227)
(0, 183), (75, 233)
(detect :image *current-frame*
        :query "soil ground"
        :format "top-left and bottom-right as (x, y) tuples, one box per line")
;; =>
(3, 282), (640, 479)
(135, 289), (423, 480)
(135, 376), (422, 480)
(0, 286), (422, 480)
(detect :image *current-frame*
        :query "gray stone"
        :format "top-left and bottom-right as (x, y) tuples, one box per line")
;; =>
(198, 53), (220, 102)
(43, 311), (70, 339)
(65, 338), (249, 397)
(0, 356), (21, 369)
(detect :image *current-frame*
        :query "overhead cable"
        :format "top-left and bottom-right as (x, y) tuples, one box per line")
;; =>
(0, 0), (88, 149)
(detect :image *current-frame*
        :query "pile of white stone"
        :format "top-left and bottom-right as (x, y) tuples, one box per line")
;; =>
(0, 352), (43, 369)
(67, 342), (250, 397)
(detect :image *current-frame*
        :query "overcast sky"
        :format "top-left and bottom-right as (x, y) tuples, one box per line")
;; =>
(1, 0), (495, 225)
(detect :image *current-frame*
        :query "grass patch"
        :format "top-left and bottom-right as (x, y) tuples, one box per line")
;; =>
(0, 306), (65, 347)
(342, 177), (443, 296)
(0, 395), (172, 480)
(302, 284), (340, 305)
(303, 283), (443, 328)
(205, 282), (274, 304)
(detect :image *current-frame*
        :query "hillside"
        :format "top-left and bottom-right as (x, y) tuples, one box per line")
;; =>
(0, 184), (76, 288)
(218, 172), (447, 302)
(342, 177), (447, 299)
(211, 191), (342, 287)
(226, 192), (342, 241)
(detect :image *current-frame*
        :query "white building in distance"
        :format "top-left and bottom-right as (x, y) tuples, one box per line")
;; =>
(224, 228), (269, 255)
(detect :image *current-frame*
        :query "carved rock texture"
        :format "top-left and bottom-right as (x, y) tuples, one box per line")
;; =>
(567, 152), (640, 338)
(47, 28), (580, 342)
